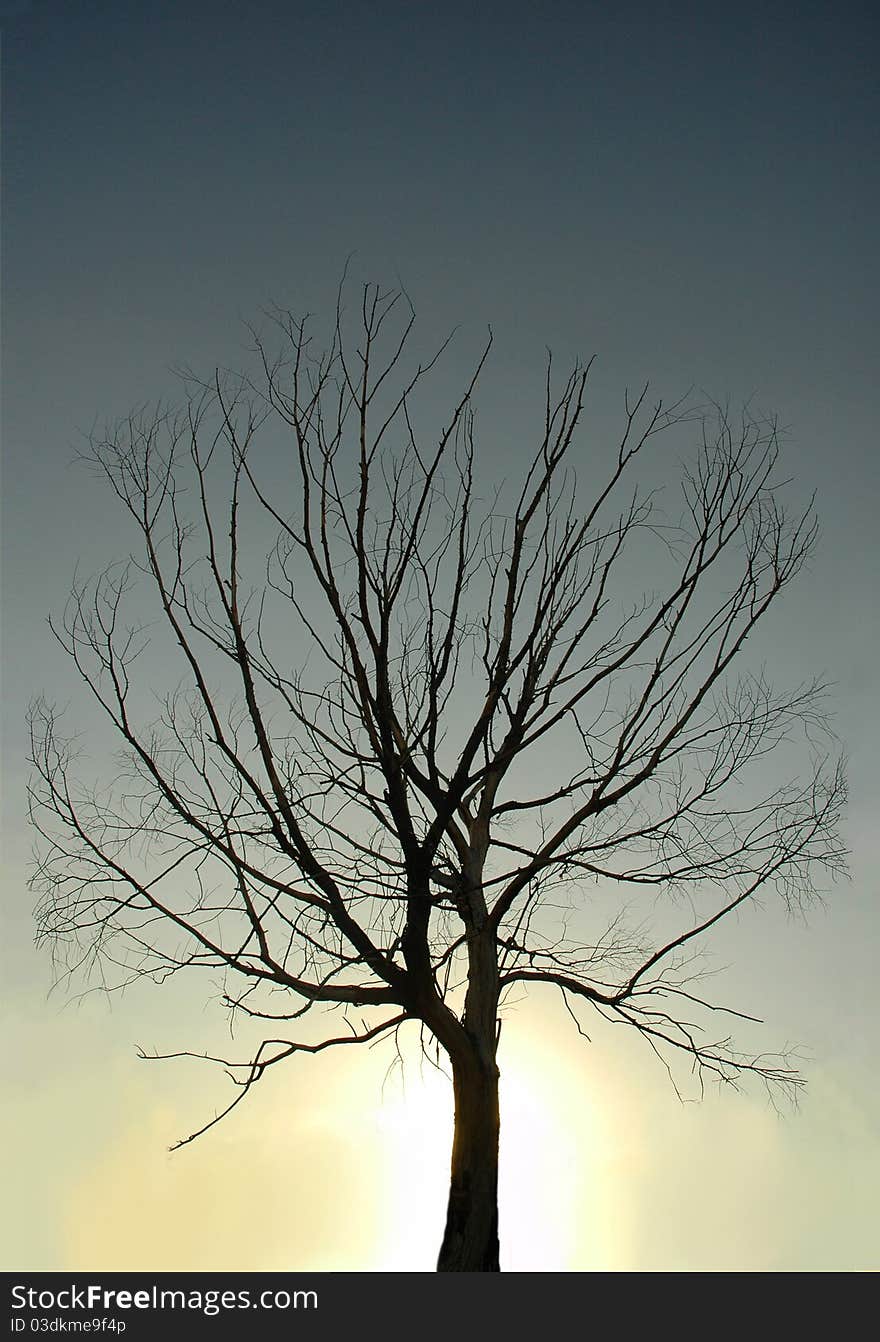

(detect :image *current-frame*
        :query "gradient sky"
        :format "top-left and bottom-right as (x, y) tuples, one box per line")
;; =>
(2, 1), (878, 1272)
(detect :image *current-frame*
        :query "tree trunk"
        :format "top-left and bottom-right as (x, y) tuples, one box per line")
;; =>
(436, 1043), (501, 1271)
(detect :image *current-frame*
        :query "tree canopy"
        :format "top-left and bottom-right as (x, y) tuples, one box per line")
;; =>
(28, 282), (846, 1270)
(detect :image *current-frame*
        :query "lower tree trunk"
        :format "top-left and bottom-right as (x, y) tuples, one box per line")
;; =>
(436, 1045), (500, 1271)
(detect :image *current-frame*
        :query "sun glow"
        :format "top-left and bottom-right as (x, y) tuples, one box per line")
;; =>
(499, 1010), (625, 1271)
(54, 1000), (630, 1272)
(364, 1004), (624, 1271)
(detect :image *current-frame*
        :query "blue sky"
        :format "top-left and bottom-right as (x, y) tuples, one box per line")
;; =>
(2, 1), (878, 1271)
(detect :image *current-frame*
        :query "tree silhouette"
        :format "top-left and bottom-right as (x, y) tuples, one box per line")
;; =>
(28, 281), (846, 1271)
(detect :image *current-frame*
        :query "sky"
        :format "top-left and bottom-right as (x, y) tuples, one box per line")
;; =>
(2, 1), (878, 1272)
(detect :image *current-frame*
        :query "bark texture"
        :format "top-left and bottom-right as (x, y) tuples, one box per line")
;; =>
(437, 1047), (501, 1272)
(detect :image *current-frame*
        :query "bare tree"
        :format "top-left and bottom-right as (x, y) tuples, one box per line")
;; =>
(28, 282), (846, 1272)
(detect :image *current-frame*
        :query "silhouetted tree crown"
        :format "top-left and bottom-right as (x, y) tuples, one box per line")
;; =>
(29, 282), (846, 1271)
